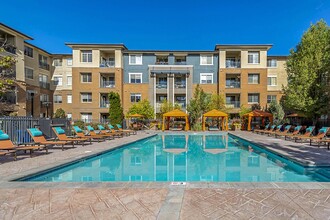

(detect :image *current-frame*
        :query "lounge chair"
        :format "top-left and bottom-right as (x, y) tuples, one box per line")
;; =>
(0, 130), (48, 158)
(254, 124), (270, 134)
(274, 125), (292, 138)
(116, 124), (137, 135)
(282, 125), (304, 140)
(106, 124), (129, 136)
(291, 126), (315, 142)
(73, 126), (105, 142)
(97, 125), (123, 138)
(52, 127), (88, 145)
(85, 125), (115, 139)
(261, 125), (279, 135)
(27, 128), (74, 151)
(295, 127), (329, 145)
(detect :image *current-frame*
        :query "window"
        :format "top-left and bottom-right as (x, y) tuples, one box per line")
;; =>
(129, 73), (142, 83)
(267, 76), (277, 86)
(67, 76), (72, 86)
(67, 94), (72, 104)
(39, 74), (48, 82)
(54, 95), (62, 103)
(200, 55), (213, 65)
(248, 93), (260, 103)
(129, 54), (142, 65)
(130, 93), (141, 102)
(67, 113), (72, 119)
(53, 76), (62, 86)
(24, 46), (33, 58)
(39, 55), (49, 70)
(81, 73), (92, 83)
(248, 74), (260, 84)
(40, 94), (49, 102)
(267, 59), (277, 67)
(81, 113), (92, 122)
(24, 68), (34, 79)
(267, 95), (277, 103)
(81, 93), (92, 103)
(248, 51), (260, 64)
(81, 50), (92, 63)
(53, 58), (62, 66)
(67, 58), (73, 66)
(200, 73), (213, 84)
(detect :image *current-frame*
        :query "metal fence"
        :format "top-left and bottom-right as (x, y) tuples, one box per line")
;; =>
(0, 117), (72, 144)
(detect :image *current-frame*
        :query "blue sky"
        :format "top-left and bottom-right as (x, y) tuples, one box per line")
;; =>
(1, 0), (329, 55)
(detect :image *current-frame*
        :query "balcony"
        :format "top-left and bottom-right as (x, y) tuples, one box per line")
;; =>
(3, 45), (16, 54)
(225, 81), (240, 88)
(226, 60), (241, 68)
(175, 61), (187, 65)
(39, 62), (50, 71)
(101, 80), (115, 88)
(100, 60), (115, 68)
(175, 82), (186, 89)
(225, 101), (240, 108)
(156, 83), (167, 89)
(39, 82), (50, 89)
(155, 61), (168, 65)
(100, 101), (110, 108)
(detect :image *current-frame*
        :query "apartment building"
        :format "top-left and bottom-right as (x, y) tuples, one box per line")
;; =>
(0, 23), (54, 117)
(0, 23), (288, 121)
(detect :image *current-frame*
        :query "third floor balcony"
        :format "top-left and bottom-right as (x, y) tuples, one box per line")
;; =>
(39, 82), (50, 89)
(39, 62), (50, 71)
(226, 60), (241, 68)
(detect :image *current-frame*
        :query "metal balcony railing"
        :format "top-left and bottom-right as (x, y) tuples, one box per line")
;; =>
(175, 61), (187, 65)
(225, 81), (241, 88)
(39, 82), (50, 89)
(225, 101), (240, 108)
(226, 60), (241, 68)
(101, 81), (115, 88)
(175, 83), (186, 89)
(39, 62), (50, 70)
(100, 61), (115, 67)
(155, 61), (168, 65)
(100, 101), (110, 108)
(156, 83), (167, 89)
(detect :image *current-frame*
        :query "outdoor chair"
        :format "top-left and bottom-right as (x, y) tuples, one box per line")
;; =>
(282, 125), (304, 140)
(0, 130), (48, 159)
(260, 125), (279, 135)
(106, 124), (130, 136)
(27, 128), (74, 151)
(73, 126), (105, 142)
(254, 124), (270, 134)
(52, 127), (88, 145)
(295, 127), (329, 145)
(274, 125), (292, 138)
(85, 125), (115, 140)
(97, 125), (123, 138)
(116, 124), (137, 135)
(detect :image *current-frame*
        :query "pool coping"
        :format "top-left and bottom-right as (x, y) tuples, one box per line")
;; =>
(1, 131), (330, 189)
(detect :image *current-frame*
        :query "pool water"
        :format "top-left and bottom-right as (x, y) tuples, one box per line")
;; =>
(21, 134), (330, 182)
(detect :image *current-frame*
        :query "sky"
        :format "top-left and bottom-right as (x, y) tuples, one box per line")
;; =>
(1, 0), (330, 55)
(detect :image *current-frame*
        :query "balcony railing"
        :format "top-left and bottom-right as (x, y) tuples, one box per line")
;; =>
(39, 82), (50, 89)
(155, 61), (168, 65)
(100, 101), (110, 108)
(101, 81), (115, 88)
(3, 45), (16, 54)
(175, 61), (187, 65)
(225, 81), (241, 88)
(177, 102), (186, 108)
(226, 60), (241, 68)
(39, 62), (50, 70)
(225, 101), (240, 108)
(156, 83), (167, 89)
(100, 61), (115, 67)
(175, 83), (186, 89)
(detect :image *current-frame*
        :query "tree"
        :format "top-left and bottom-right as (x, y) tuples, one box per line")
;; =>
(127, 99), (155, 119)
(108, 92), (124, 125)
(159, 99), (181, 118)
(207, 94), (227, 112)
(187, 85), (210, 126)
(283, 20), (330, 123)
(268, 101), (285, 125)
(0, 48), (16, 97)
(53, 108), (66, 118)
(239, 106), (252, 118)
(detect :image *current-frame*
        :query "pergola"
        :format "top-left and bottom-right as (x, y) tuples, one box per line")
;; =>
(202, 109), (228, 131)
(242, 110), (273, 131)
(162, 109), (190, 131)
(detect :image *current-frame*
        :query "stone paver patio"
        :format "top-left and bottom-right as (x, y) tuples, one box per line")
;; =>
(0, 131), (330, 219)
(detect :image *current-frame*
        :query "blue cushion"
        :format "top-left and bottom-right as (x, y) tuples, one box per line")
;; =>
(306, 126), (314, 133)
(109, 124), (114, 129)
(319, 127), (329, 134)
(277, 125), (282, 129)
(54, 127), (65, 134)
(285, 125), (291, 130)
(116, 124), (122, 128)
(265, 124), (270, 129)
(73, 126), (83, 133)
(271, 125), (276, 129)
(98, 125), (105, 130)
(29, 128), (43, 137)
(87, 125), (94, 131)
(294, 126), (302, 131)
(0, 130), (4, 135)
(0, 134), (9, 140)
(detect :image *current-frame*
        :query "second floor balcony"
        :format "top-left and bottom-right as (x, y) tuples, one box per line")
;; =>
(100, 100), (110, 108)
(225, 101), (240, 108)
(101, 80), (115, 88)
(39, 82), (50, 89)
(39, 62), (50, 71)
(225, 80), (241, 88)
(156, 83), (167, 89)
(100, 60), (115, 67)
(226, 60), (241, 68)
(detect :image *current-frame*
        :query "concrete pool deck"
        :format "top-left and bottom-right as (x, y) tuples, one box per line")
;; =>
(0, 131), (330, 219)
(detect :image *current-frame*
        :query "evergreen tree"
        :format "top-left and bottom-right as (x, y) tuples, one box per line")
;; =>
(283, 20), (330, 123)
(108, 92), (124, 125)
(187, 85), (210, 126)
(53, 108), (66, 118)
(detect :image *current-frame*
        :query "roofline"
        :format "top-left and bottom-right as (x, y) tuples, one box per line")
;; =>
(0, 23), (33, 40)
(215, 44), (273, 50)
(65, 43), (128, 50)
(124, 50), (217, 54)
(52, 53), (72, 56)
(24, 41), (52, 55)
(267, 55), (288, 58)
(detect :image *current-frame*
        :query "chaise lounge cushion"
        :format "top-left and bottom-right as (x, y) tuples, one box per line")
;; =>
(319, 127), (329, 134)
(98, 125), (105, 130)
(54, 127), (66, 134)
(28, 128), (43, 137)
(0, 134), (10, 140)
(73, 126), (83, 133)
(86, 125), (94, 131)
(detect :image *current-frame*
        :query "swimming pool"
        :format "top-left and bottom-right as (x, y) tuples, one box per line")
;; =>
(20, 134), (330, 182)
